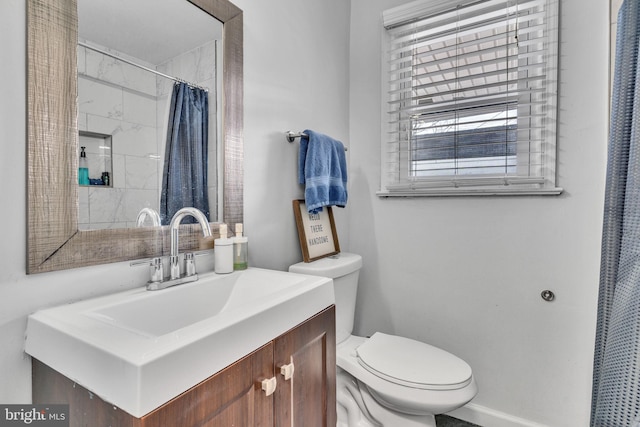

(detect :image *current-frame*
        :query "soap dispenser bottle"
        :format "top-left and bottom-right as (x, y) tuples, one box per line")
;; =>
(78, 146), (89, 186)
(233, 223), (248, 270)
(214, 223), (233, 274)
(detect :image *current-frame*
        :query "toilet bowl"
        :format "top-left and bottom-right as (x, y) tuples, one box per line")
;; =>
(289, 253), (478, 427)
(337, 334), (477, 427)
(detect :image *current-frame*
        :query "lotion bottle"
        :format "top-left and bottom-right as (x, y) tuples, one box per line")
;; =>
(214, 223), (233, 274)
(233, 223), (248, 270)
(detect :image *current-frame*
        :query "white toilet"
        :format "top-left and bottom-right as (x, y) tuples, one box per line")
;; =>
(289, 253), (478, 427)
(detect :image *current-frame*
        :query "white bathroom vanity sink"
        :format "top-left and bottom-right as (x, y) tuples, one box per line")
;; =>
(25, 268), (334, 417)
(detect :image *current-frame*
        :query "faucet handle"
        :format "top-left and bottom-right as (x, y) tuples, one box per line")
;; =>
(184, 252), (197, 277)
(149, 257), (164, 283)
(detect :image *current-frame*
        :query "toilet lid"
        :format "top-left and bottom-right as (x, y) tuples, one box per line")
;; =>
(356, 332), (473, 390)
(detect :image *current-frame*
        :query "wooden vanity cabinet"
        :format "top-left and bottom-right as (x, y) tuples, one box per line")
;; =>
(32, 306), (336, 427)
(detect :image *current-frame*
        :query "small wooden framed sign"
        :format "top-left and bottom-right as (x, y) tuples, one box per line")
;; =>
(293, 200), (341, 262)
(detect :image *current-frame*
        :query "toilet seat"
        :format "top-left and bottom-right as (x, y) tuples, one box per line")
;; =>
(337, 334), (478, 418)
(356, 333), (473, 391)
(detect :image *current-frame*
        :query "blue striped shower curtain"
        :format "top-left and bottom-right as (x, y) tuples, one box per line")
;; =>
(160, 82), (210, 225)
(591, 1), (640, 426)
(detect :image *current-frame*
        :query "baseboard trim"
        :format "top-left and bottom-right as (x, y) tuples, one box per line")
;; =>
(448, 403), (549, 427)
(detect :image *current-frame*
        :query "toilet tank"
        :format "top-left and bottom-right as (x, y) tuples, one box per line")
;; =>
(289, 253), (362, 344)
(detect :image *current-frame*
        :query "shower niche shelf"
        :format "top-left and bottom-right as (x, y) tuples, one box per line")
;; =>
(79, 130), (113, 187)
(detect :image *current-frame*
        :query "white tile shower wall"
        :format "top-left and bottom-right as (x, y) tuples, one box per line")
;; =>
(77, 44), (161, 229)
(156, 41), (216, 98)
(82, 48), (156, 96)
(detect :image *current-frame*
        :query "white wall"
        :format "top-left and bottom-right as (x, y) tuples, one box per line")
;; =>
(234, 0), (352, 270)
(0, 0), (350, 407)
(348, 0), (608, 426)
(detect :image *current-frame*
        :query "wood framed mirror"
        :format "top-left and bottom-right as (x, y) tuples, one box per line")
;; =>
(26, 0), (243, 274)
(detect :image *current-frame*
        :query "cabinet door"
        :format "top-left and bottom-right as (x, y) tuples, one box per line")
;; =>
(142, 342), (274, 427)
(274, 306), (336, 427)
(34, 342), (275, 427)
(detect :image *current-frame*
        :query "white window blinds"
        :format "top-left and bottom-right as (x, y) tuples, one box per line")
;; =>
(380, 0), (561, 196)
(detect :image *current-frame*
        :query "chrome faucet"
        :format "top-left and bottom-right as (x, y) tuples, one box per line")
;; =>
(136, 207), (161, 227)
(145, 207), (212, 291)
(169, 207), (212, 280)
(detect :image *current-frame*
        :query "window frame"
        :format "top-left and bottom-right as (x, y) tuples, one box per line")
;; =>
(378, 0), (562, 197)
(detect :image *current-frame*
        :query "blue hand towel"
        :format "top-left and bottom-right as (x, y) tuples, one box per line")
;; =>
(298, 129), (348, 214)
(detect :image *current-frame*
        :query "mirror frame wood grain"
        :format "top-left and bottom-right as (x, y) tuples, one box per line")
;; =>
(27, 0), (243, 274)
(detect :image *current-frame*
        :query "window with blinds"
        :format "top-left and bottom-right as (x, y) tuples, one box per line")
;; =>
(379, 0), (561, 196)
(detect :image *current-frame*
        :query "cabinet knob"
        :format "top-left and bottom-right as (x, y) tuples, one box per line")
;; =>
(280, 362), (295, 381)
(261, 377), (277, 396)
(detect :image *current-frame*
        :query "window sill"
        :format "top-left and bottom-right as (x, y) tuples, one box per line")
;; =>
(376, 187), (564, 197)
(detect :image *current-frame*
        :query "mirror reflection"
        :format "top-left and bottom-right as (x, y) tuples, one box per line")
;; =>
(26, 0), (242, 274)
(77, 0), (222, 229)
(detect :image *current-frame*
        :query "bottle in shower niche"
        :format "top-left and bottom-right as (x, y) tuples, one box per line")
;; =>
(233, 223), (248, 270)
(78, 146), (89, 186)
(214, 223), (233, 274)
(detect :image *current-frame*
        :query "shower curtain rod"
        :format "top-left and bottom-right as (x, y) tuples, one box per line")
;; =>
(77, 41), (209, 92)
